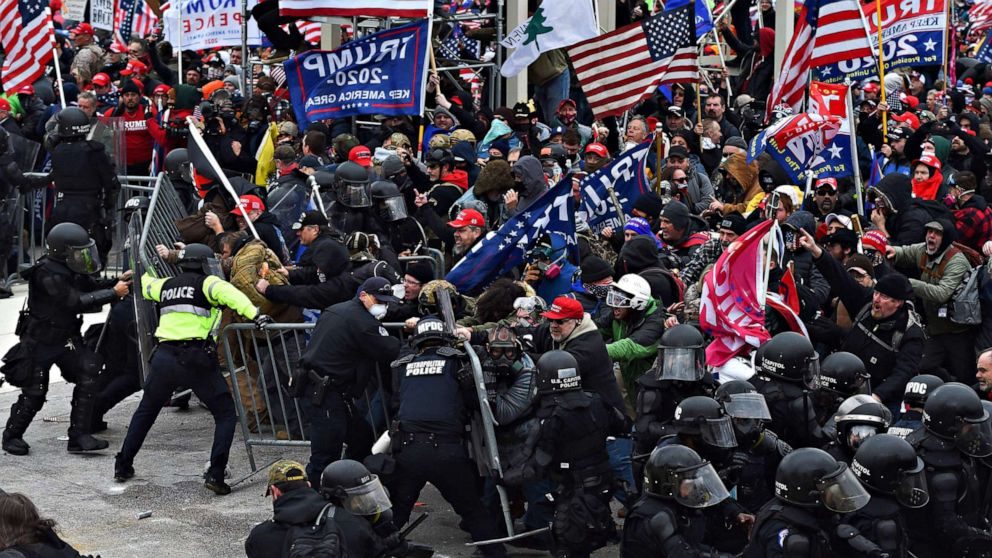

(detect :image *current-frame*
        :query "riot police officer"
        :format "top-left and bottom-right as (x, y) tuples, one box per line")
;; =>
(633, 324), (715, 481)
(163, 147), (198, 214)
(503, 350), (624, 558)
(752, 332), (826, 449)
(2, 223), (131, 456)
(812, 352), (870, 427)
(370, 178), (426, 258)
(888, 374), (943, 438)
(715, 380), (791, 513)
(621, 445), (733, 557)
(847, 434), (930, 558)
(904, 382), (992, 556)
(743, 447), (872, 557)
(386, 316), (506, 557)
(825, 394), (892, 463)
(114, 243), (272, 495)
(327, 160), (375, 235)
(47, 107), (120, 265)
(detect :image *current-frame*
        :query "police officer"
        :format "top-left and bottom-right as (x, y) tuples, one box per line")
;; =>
(327, 161), (376, 235)
(47, 107), (120, 265)
(904, 382), (992, 556)
(825, 395), (892, 464)
(163, 148), (198, 214)
(812, 352), (870, 428)
(114, 243), (271, 495)
(621, 445), (734, 557)
(743, 447), (873, 557)
(847, 434), (930, 558)
(503, 350), (624, 558)
(715, 380), (792, 513)
(2, 223), (131, 456)
(888, 374), (943, 438)
(752, 332), (826, 449)
(0, 126), (46, 298)
(387, 317), (507, 557)
(633, 325), (715, 481)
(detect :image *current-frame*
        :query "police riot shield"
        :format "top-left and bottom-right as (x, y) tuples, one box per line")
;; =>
(6, 134), (41, 172)
(90, 116), (128, 173)
(267, 181), (307, 241)
(128, 212), (156, 385)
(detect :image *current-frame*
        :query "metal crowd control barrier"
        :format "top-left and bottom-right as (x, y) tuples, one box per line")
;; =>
(398, 250), (444, 281)
(223, 322), (409, 472)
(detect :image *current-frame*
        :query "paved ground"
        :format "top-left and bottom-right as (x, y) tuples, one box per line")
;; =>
(0, 283), (621, 557)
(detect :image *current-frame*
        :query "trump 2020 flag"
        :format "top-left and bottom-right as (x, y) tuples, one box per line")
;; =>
(500, 0), (598, 77)
(446, 176), (578, 293)
(284, 20), (430, 129)
(808, 82), (852, 179)
(747, 112), (844, 184)
(579, 138), (652, 234)
(699, 219), (776, 367)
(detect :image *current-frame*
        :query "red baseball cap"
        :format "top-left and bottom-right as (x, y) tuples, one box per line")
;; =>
(230, 194), (265, 216)
(557, 99), (577, 111)
(71, 22), (94, 36)
(585, 142), (608, 158)
(863, 82), (880, 93)
(17, 85), (34, 96)
(815, 177), (838, 191)
(901, 95), (919, 110)
(890, 112), (920, 130)
(542, 296), (584, 320)
(448, 209), (485, 228)
(349, 145), (372, 168)
(153, 84), (171, 95)
(0, 98), (10, 112)
(862, 229), (888, 254)
(91, 73), (111, 87)
(109, 42), (128, 54)
(121, 60), (148, 76)
(914, 153), (941, 171)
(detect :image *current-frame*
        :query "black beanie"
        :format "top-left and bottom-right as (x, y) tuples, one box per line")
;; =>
(580, 256), (613, 283)
(660, 200), (690, 231)
(405, 261), (435, 285)
(633, 192), (664, 220)
(718, 213), (748, 236)
(874, 272), (913, 302)
(121, 78), (142, 96)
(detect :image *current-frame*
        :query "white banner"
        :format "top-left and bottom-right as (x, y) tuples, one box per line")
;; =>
(61, 0), (87, 21)
(163, 0), (262, 51)
(91, 0), (115, 31)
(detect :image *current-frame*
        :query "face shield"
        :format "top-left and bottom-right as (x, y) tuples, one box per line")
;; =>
(955, 413), (992, 457)
(658, 347), (706, 382)
(893, 459), (930, 508)
(339, 182), (372, 208)
(674, 462), (731, 508)
(341, 475), (392, 516)
(65, 238), (101, 274)
(803, 355), (822, 389)
(723, 392), (772, 420)
(818, 464), (871, 513)
(204, 257), (225, 278)
(698, 416), (738, 448)
(846, 424), (879, 451)
(379, 195), (409, 222)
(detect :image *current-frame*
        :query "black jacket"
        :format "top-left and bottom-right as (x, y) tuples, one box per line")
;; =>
(813, 251), (925, 403)
(874, 173), (951, 246)
(245, 487), (327, 558)
(0, 529), (85, 558)
(251, 211), (290, 264)
(266, 234), (359, 310)
(301, 298), (401, 397)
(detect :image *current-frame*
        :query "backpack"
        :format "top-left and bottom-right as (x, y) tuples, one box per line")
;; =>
(282, 504), (348, 558)
(639, 267), (685, 306)
(919, 246), (983, 326)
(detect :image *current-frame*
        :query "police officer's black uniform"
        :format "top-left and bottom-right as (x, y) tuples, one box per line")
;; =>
(751, 332), (826, 449)
(46, 107), (120, 264)
(2, 223), (127, 456)
(386, 317), (506, 557)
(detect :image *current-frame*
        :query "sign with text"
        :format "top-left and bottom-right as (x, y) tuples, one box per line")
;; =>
(91, 0), (116, 31)
(61, 0), (87, 21)
(162, 0), (262, 50)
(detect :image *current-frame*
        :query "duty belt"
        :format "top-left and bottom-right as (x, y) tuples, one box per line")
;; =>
(399, 431), (463, 446)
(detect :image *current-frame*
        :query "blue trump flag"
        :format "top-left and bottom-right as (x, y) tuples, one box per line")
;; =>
(579, 139), (652, 234)
(747, 113), (844, 184)
(284, 20), (430, 128)
(666, 0), (714, 37)
(978, 30), (992, 63)
(446, 177), (578, 293)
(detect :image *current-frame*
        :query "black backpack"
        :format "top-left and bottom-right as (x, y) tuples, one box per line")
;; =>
(283, 504), (348, 558)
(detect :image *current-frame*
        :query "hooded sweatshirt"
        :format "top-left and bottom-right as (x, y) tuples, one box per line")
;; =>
(509, 156), (547, 216)
(721, 153), (764, 215)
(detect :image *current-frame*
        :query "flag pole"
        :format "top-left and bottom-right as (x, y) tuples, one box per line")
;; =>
(46, 9), (67, 108)
(875, 0), (888, 141)
(711, 29), (733, 97)
(845, 84), (866, 217)
(177, 1), (184, 79)
(420, 7), (437, 159)
(942, 0), (950, 84)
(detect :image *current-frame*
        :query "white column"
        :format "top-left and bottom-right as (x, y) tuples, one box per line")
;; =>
(504, 1), (529, 104)
(774, 0), (794, 80)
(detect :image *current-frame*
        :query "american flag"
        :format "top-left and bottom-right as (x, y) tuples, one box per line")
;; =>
(280, 0), (429, 18)
(971, 0), (992, 32)
(567, 4), (698, 120)
(114, 0), (159, 45)
(438, 25), (481, 60)
(297, 21), (321, 45)
(766, 0), (872, 118)
(0, 0), (54, 94)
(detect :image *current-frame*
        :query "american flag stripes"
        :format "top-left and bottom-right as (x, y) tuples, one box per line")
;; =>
(971, 0), (992, 32)
(567, 4), (698, 120)
(766, 0), (872, 117)
(279, 0), (429, 19)
(0, 0), (54, 94)
(114, 0), (159, 46)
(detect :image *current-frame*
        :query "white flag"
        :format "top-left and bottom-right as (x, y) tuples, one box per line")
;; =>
(499, 0), (598, 77)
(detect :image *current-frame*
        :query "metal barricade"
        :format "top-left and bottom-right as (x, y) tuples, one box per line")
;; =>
(223, 322), (408, 472)
(398, 253), (444, 281)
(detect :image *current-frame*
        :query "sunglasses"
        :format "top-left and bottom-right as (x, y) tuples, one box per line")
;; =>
(548, 318), (574, 325)
(815, 188), (836, 196)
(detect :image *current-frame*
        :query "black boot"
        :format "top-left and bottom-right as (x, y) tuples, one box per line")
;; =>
(2, 431), (29, 456)
(114, 453), (135, 482)
(67, 392), (109, 453)
(3, 398), (39, 456)
(204, 477), (232, 495)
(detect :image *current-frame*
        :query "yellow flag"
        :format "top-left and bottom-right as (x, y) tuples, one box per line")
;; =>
(254, 123), (279, 187)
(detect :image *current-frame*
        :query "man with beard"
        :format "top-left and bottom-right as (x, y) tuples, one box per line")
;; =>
(552, 99), (592, 146)
(803, 228), (924, 410)
(975, 349), (992, 401)
(658, 200), (711, 269)
(808, 177), (841, 221)
(104, 79), (156, 175)
(703, 95), (741, 141)
(889, 219), (975, 383)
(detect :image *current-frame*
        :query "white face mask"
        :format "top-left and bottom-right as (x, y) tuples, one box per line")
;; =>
(369, 303), (388, 320)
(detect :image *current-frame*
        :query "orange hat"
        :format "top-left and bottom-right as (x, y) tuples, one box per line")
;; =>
(201, 80), (225, 100)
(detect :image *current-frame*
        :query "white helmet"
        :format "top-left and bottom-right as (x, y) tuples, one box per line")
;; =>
(607, 274), (652, 311)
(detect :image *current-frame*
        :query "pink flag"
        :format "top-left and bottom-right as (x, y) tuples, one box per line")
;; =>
(699, 219), (775, 367)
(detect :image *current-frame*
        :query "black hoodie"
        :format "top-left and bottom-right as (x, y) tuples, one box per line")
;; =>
(618, 235), (678, 306)
(873, 173), (950, 246)
(246, 488), (328, 558)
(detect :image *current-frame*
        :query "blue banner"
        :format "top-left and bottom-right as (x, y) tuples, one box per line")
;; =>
(665, 0), (714, 38)
(977, 30), (992, 63)
(747, 113), (844, 184)
(446, 177), (578, 293)
(579, 139), (652, 234)
(808, 82), (853, 179)
(284, 20), (430, 128)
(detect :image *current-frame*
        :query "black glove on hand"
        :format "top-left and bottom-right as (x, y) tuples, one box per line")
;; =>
(254, 313), (274, 330)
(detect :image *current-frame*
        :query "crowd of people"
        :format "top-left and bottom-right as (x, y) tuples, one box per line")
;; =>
(8, 0), (992, 557)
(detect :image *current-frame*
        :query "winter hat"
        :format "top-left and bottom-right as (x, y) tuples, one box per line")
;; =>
(632, 192), (664, 219)
(580, 256), (614, 283)
(874, 272), (913, 301)
(718, 213), (748, 236)
(861, 229), (888, 254)
(660, 200), (690, 230)
(405, 261), (435, 285)
(725, 136), (748, 150)
(844, 255), (876, 279)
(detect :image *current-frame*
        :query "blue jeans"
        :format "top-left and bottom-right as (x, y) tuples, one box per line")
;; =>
(533, 68), (571, 123)
(607, 437), (634, 504)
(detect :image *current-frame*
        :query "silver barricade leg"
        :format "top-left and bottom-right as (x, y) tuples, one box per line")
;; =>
(222, 326), (258, 472)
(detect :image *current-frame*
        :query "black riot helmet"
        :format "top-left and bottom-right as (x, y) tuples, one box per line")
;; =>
(673, 396), (738, 448)
(312, 170), (336, 191)
(427, 147), (454, 171)
(923, 382), (992, 457)
(46, 223), (100, 274)
(370, 180), (408, 222)
(834, 394), (892, 452)
(902, 374), (944, 410)
(319, 459), (393, 516)
(177, 243), (222, 276)
(815, 352), (869, 397)
(56, 107), (91, 139)
(852, 434), (929, 508)
(536, 350), (582, 394)
(754, 332), (820, 387)
(656, 324), (706, 382)
(334, 161), (371, 208)
(715, 380), (771, 440)
(774, 448), (870, 513)
(410, 316), (455, 349)
(164, 148), (193, 183)
(122, 196), (150, 223)
(643, 445), (730, 508)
